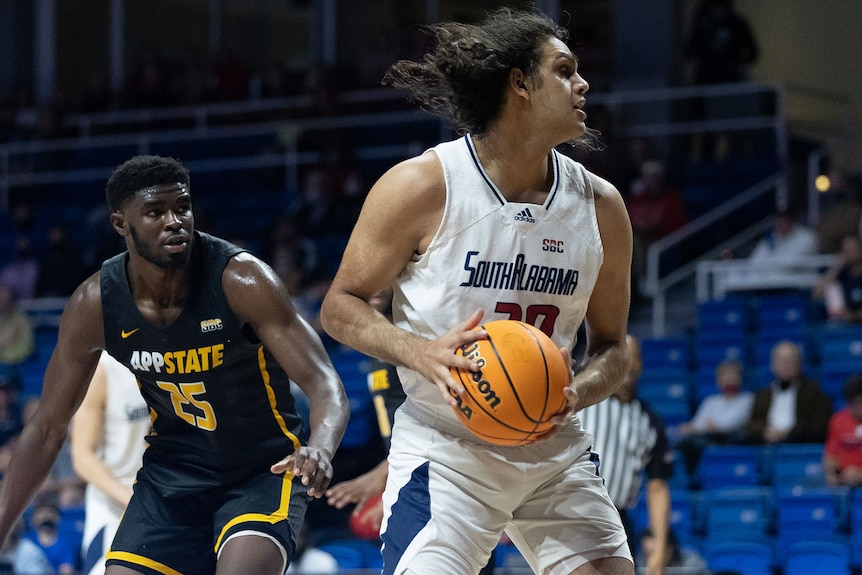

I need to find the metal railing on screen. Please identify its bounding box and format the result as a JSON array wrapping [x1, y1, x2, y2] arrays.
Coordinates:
[[645, 174, 788, 336]]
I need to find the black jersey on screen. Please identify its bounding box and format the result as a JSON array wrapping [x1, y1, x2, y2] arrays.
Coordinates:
[[101, 232, 304, 496]]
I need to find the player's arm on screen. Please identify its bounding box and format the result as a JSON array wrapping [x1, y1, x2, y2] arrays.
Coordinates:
[[0, 275, 104, 544], [70, 357, 134, 507], [570, 174, 632, 411], [223, 255, 349, 497], [320, 154, 485, 405]]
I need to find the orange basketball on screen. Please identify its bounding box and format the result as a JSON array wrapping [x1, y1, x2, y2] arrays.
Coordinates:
[[449, 320, 569, 446]]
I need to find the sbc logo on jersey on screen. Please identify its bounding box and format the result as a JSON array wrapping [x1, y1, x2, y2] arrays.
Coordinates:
[[542, 239, 564, 253], [200, 318, 223, 332]]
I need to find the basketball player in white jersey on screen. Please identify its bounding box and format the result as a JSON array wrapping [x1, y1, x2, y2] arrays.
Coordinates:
[[70, 351, 149, 575], [321, 7, 633, 575]]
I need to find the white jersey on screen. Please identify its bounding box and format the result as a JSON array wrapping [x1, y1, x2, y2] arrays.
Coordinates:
[[82, 351, 150, 575], [393, 135, 604, 439]]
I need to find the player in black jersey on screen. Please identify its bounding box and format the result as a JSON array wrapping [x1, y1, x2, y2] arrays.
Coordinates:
[[0, 155, 350, 575]]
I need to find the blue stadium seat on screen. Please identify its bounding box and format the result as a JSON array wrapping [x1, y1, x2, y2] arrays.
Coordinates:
[[328, 348, 377, 449], [639, 336, 691, 372], [637, 378, 691, 406], [782, 539, 852, 575], [704, 487, 773, 541], [775, 486, 845, 551], [697, 445, 763, 490], [768, 443, 825, 488], [703, 539, 774, 575], [697, 299, 749, 342], [646, 399, 692, 428]]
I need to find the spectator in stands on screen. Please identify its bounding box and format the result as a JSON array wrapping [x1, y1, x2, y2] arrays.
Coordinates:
[[263, 216, 320, 297], [683, 0, 759, 162], [812, 234, 862, 323], [744, 340, 832, 444], [638, 527, 708, 575], [579, 334, 673, 575], [684, 0, 759, 86], [626, 160, 688, 299], [13, 500, 78, 575], [0, 284, 35, 368], [288, 160, 364, 239], [815, 169, 862, 255], [35, 224, 88, 298], [0, 235, 40, 300], [720, 205, 820, 293], [823, 375, 862, 486], [676, 360, 754, 475]]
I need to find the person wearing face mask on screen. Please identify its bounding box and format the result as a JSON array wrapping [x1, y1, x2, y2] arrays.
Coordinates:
[[675, 360, 754, 475], [13, 502, 78, 575], [744, 340, 833, 444]]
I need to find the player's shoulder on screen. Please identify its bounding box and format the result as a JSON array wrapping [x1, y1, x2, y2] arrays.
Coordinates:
[[59, 271, 106, 348], [372, 149, 445, 200], [583, 169, 622, 202]]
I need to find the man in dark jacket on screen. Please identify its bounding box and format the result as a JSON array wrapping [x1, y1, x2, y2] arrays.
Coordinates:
[[745, 340, 832, 444]]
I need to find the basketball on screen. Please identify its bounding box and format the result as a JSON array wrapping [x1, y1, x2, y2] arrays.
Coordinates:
[[449, 320, 569, 446]]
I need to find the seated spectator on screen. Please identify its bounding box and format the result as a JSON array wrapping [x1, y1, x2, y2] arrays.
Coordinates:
[[720, 205, 820, 293], [626, 160, 688, 298], [638, 527, 708, 575], [823, 375, 862, 487], [744, 340, 832, 444], [13, 500, 78, 575], [0, 235, 40, 300], [263, 216, 320, 297], [35, 224, 88, 298], [676, 360, 754, 474], [0, 284, 35, 368], [812, 234, 862, 323]]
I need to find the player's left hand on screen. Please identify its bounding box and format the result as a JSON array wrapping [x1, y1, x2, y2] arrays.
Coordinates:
[[534, 347, 578, 441], [270, 446, 334, 498]]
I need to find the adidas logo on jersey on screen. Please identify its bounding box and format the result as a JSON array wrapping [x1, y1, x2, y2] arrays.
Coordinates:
[[514, 208, 535, 223]]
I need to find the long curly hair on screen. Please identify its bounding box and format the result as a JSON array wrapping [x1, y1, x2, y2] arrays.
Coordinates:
[[383, 7, 568, 137]]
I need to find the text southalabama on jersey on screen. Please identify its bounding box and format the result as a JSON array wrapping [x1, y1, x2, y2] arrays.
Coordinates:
[[459, 251, 579, 295]]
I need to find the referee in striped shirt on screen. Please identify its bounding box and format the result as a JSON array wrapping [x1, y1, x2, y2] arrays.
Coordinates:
[[579, 334, 674, 575]]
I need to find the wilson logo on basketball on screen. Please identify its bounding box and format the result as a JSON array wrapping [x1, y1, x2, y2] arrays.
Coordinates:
[[456, 341, 501, 414], [449, 320, 569, 446]]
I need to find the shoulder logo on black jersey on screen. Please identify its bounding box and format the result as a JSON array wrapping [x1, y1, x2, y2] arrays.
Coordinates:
[[514, 208, 535, 223], [121, 328, 140, 339], [200, 318, 223, 333]]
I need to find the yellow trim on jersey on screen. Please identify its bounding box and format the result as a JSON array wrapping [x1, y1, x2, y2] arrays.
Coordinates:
[[105, 551, 184, 575], [258, 346, 301, 451], [214, 470, 294, 551], [372, 394, 391, 438]]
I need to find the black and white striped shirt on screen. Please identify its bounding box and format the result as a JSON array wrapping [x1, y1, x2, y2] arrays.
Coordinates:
[[579, 397, 672, 509]]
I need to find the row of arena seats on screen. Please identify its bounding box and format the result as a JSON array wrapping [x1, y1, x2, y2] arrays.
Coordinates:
[[631, 481, 862, 575], [638, 293, 862, 428]]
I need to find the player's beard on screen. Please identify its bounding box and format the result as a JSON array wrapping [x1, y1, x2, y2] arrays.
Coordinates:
[[129, 225, 193, 270]]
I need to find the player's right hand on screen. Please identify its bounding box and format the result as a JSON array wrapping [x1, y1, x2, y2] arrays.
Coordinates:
[[414, 308, 487, 406]]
